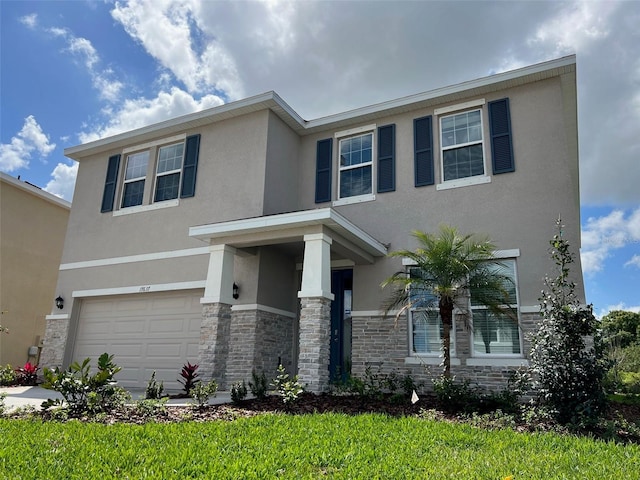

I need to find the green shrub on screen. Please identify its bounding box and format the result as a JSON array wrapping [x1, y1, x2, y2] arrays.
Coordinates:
[[249, 369, 269, 400], [41, 353, 126, 414], [619, 343, 640, 372], [0, 392, 5, 416], [135, 397, 168, 418], [230, 380, 248, 404], [272, 364, 304, 405], [620, 371, 640, 394], [145, 371, 164, 399], [0, 364, 16, 386], [190, 380, 217, 409], [529, 219, 608, 426]]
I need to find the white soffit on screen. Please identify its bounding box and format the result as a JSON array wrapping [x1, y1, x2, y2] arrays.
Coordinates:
[[189, 208, 387, 258]]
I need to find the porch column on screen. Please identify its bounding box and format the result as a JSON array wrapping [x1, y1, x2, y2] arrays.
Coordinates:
[[297, 233, 334, 393], [199, 244, 236, 388]]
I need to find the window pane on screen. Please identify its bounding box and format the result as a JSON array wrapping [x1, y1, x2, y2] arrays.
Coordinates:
[[472, 310, 521, 354], [125, 152, 149, 180], [154, 172, 180, 202], [121, 179, 145, 207], [340, 165, 372, 198], [443, 145, 484, 181], [412, 310, 444, 354], [157, 144, 184, 174]]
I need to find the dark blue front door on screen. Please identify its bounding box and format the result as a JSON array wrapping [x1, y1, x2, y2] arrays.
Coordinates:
[[329, 269, 353, 382]]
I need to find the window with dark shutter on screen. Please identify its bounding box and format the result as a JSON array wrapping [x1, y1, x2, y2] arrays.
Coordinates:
[[315, 138, 333, 203], [101, 154, 121, 212], [414, 116, 434, 186], [488, 98, 515, 174], [377, 124, 395, 193], [180, 134, 201, 198]]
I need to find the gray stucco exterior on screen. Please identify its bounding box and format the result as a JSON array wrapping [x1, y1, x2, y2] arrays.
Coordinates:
[[41, 56, 584, 393]]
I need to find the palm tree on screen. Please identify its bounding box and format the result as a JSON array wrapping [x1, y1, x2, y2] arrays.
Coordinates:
[[382, 225, 516, 377]]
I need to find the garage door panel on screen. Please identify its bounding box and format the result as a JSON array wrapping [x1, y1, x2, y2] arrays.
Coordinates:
[[73, 290, 203, 390]]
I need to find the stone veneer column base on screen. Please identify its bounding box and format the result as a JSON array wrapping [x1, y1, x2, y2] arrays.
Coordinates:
[[39, 315, 71, 370], [199, 302, 231, 389], [297, 296, 331, 393]]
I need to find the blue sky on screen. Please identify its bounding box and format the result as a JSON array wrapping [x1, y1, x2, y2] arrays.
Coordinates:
[[1, 0, 639, 316]]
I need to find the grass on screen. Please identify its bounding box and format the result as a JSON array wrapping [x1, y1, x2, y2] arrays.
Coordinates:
[[1, 413, 638, 479]]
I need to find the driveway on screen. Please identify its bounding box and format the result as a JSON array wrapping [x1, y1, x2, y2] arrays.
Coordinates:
[[1, 386, 232, 412]]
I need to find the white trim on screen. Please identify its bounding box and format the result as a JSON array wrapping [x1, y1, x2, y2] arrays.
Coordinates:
[[334, 124, 376, 138], [436, 175, 491, 191], [494, 249, 521, 259], [231, 304, 296, 319], [434, 98, 486, 116], [405, 356, 461, 366], [59, 246, 209, 270], [520, 305, 540, 313], [189, 208, 387, 258], [297, 290, 335, 300], [113, 198, 179, 216], [45, 314, 70, 320], [332, 194, 375, 207], [72, 281, 205, 298], [122, 133, 186, 154], [466, 357, 529, 367]]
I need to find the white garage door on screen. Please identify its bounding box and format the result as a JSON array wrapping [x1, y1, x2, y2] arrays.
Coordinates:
[[73, 290, 203, 391]]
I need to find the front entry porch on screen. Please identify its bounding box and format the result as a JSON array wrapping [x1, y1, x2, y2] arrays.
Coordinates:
[[189, 208, 387, 392]]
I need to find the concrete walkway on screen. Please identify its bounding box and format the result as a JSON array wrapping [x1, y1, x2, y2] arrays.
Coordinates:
[[0, 386, 232, 412]]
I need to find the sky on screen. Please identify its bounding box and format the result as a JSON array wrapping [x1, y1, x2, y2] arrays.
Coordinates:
[[1, 0, 638, 317]]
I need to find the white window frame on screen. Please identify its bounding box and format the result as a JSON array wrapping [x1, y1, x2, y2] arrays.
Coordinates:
[[121, 150, 149, 209], [470, 259, 523, 358], [333, 124, 376, 206], [115, 133, 186, 215], [153, 142, 185, 203], [435, 99, 491, 191]]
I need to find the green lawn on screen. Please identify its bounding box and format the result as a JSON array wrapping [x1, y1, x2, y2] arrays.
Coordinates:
[[1, 413, 638, 479]]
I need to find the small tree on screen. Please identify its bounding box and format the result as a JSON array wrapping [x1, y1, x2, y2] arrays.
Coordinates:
[[382, 225, 516, 377], [529, 218, 607, 425]]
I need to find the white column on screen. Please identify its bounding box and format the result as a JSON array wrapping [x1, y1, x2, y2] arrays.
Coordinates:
[[298, 233, 334, 300], [201, 244, 236, 304]]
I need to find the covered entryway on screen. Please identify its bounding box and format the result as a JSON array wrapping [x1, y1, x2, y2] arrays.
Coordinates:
[[190, 208, 387, 393], [71, 290, 203, 390]]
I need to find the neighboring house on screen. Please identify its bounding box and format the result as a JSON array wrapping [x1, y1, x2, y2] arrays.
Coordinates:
[[0, 173, 71, 367], [41, 55, 584, 393]]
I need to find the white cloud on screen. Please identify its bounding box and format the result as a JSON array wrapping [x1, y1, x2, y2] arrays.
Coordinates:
[[581, 207, 640, 274], [44, 162, 78, 202], [48, 27, 123, 102], [624, 255, 640, 269], [596, 303, 640, 319], [0, 116, 56, 171], [19, 13, 38, 29], [79, 87, 224, 142], [111, 0, 244, 100]]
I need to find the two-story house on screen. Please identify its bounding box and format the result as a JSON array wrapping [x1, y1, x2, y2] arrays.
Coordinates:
[[41, 55, 584, 392]]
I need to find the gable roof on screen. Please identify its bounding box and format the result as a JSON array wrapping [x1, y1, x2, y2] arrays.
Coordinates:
[[65, 55, 576, 161]]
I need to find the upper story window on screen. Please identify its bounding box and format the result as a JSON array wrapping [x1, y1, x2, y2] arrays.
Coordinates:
[[339, 132, 373, 199], [121, 151, 149, 208], [440, 109, 484, 182], [100, 133, 200, 215], [154, 143, 185, 202], [315, 124, 395, 206]]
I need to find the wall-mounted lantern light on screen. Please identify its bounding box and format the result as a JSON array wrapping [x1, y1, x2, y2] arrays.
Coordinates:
[[55, 296, 64, 310], [232, 283, 239, 300]]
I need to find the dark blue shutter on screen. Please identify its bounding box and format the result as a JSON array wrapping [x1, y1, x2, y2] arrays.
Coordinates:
[[180, 134, 201, 198], [101, 154, 121, 213], [414, 116, 434, 186], [377, 124, 395, 193], [315, 138, 333, 203], [489, 98, 515, 174]]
